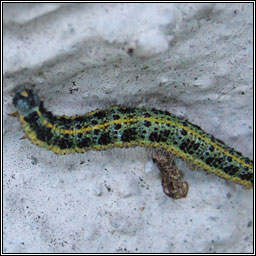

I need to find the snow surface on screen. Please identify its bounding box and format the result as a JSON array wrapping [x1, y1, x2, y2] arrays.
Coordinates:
[[3, 3, 253, 253]]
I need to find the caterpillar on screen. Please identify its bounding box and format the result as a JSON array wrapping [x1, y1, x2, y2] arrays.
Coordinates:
[[12, 88, 253, 197]]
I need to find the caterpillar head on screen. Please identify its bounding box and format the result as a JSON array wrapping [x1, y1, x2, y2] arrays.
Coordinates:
[[13, 89, 40, 116]]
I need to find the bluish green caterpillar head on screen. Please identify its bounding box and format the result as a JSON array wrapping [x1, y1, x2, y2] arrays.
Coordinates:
[[13, 89, 40, 116]]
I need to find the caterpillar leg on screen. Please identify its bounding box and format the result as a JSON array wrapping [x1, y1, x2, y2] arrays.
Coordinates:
[[8, 111, 28, 139], [151, 152, 189, 199], [20, 135, 27, 140], [8, 111, 18, 117]]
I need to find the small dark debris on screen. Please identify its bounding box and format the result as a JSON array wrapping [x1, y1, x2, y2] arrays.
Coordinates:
[[127, 48, 134, 56], [31, 156, 38, 165], [247, 220, 253, 228], [105, 184, 111, 192]]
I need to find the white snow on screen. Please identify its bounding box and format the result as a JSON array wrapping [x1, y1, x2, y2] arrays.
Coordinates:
[[3, 3, 253, 253]]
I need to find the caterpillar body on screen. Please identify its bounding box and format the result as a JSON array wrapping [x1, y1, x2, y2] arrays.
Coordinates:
[[12, 89, 253, 190]]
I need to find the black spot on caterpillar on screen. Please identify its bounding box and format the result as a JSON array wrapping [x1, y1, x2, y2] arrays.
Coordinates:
[[12, 88, 253, 192]]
